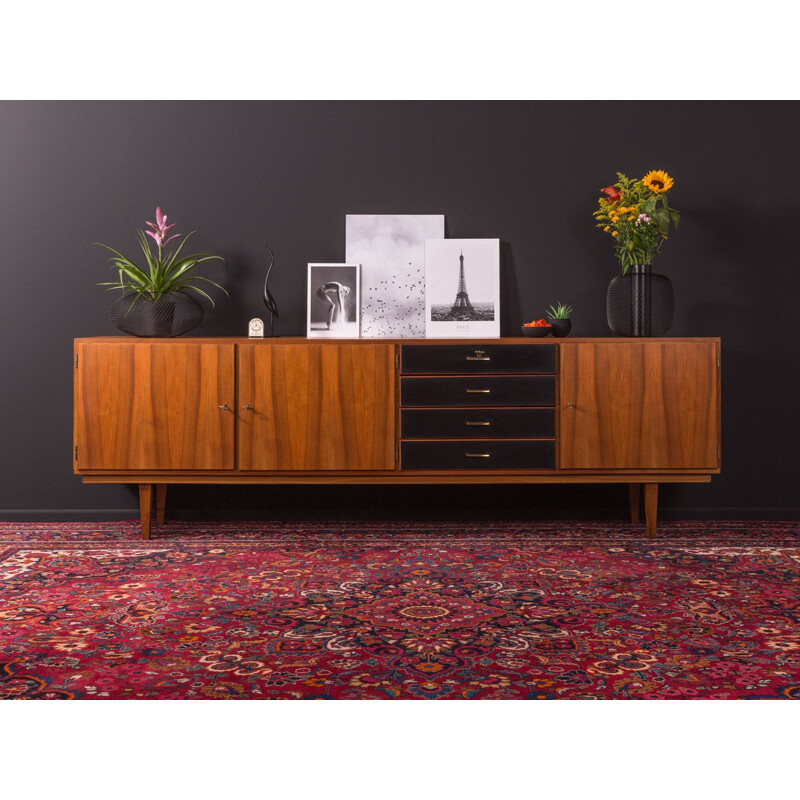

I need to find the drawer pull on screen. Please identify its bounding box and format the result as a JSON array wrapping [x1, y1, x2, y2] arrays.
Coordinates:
[[465, 452, 491, 458], [466, 388, 491, 394], [466, 421, 491, 426], [465, 356, 491, 361]]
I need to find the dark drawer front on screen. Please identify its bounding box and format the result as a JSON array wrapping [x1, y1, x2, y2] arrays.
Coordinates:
[[401, 344, 556, 374], [402, 440, 555, 470], [402, 408, 555, 439], [401, 376, 555, 407]]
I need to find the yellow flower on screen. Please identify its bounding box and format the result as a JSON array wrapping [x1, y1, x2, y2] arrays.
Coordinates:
[[643, 170, 674, 193], [628, 215, 635, 221], [611, 231, 618, 237], [603, 225, 610, 232]]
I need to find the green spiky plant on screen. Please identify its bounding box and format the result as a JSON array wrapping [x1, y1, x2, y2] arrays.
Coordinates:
[[546, 302, 573, 320], [96, 206, 227, 311]]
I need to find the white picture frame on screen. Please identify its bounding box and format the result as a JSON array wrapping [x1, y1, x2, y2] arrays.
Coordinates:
[[307, 263, 360, 338], [424, 239, 500, 338]]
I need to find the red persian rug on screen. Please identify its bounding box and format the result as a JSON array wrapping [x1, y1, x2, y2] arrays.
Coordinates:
[[1, 521, 799, 699]]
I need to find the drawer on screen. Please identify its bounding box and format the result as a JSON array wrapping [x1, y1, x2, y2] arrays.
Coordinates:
[[401, 344, 556, 374], [401, 376, 555, 407], [402, 408, 555, 439], [401, 440, 555, 470]]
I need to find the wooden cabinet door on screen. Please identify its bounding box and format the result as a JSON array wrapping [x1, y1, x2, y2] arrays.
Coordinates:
[[239, 343, 396, 471], [75, 342, 235, 470], [559, 342, 719, 470]]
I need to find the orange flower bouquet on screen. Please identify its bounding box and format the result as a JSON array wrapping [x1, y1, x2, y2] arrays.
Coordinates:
[[593, 171, 680, 275]]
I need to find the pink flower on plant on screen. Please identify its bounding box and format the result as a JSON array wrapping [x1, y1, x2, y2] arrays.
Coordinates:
[[635, 213, 651, 226], [145, 207, 180, 248]]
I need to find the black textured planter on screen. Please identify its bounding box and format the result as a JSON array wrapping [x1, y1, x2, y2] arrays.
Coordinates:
[[110, 292, 204, 337], [549, 318, 572, 338], [607, 265, 674, 337]]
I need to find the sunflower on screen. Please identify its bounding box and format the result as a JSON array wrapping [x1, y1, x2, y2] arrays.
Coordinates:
[[642, 170, 674, 194]]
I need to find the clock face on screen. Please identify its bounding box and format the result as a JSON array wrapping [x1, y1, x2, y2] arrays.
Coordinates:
[[250, 318, 263, 331]]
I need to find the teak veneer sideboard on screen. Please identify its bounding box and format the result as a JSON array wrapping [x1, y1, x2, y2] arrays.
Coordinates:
[[73, 337, 721, 539]]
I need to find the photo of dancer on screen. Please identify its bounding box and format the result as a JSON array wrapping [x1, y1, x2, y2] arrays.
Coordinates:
[[307, 264, 360, 338]]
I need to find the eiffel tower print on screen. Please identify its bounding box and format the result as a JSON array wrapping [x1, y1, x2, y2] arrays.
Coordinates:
[[447, 250, 479, 320]]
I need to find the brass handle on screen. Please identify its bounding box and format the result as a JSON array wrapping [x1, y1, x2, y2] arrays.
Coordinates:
[[219, 404, 230, 411], [465, 452, 491, 458], [466, 421, 491, 426], [466, 389, 491, 394], [243, 404, 253, 411], [466, 356, 491, 361]]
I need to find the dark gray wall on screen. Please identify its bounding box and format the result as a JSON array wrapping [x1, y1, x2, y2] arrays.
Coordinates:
[[1, 101, 798, 520]]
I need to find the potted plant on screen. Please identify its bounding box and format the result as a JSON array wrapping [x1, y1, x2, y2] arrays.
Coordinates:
[[593, 171, 680, 336], [96, 207, 226, 337], [546, 301, 573, 337]]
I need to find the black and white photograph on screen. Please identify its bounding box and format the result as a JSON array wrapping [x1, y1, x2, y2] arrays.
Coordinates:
[[307, 263, 360, 338], [425, 239, 500, 338], [346, 214, 445, 337]]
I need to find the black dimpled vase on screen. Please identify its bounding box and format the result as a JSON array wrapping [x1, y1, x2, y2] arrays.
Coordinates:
[[606, 265, 674, 337], [110, 292, 204, 337]]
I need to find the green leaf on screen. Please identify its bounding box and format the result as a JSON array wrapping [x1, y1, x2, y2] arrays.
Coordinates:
[[136, 230, 158, 275], [175, 275, 229, 293], [178, 284, 216, 306], [651, 207, 670, 235], [163, 231, 195, 269]]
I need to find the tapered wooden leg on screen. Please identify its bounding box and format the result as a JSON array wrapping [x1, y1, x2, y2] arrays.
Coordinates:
[[156, 484, 167, 525], [139, 483, 153, 541], [644, 483, 658, 539], [628, 483, 641, 524]]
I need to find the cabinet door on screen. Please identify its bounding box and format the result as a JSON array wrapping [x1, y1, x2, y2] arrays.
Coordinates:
[[75, 342, 235, 470], [239, 343, 396, 471], [559, 342, 719, 470]]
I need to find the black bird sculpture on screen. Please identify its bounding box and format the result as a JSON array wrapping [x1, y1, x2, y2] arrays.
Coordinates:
[[263, 245, 279, 337]]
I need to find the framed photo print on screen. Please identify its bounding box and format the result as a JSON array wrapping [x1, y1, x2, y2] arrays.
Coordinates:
[[346, 214, 445, 338], [425, 239, 500, 338], [307, 263, 360, 338]]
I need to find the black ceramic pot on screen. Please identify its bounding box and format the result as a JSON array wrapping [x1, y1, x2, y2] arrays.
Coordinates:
[[549, 318, 572, 338], [110, 292, 204, 337], [607, 265, 674, 337]]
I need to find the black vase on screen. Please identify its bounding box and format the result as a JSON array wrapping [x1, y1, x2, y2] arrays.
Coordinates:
[[549, 318, 572, 338], [606, 265, 674, 337], [110, 292, 204, 337]]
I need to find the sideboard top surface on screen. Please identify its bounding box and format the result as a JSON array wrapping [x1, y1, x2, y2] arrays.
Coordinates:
[[74, 336, 721, 345]]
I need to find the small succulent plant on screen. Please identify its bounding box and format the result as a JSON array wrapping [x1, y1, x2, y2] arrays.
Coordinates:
[[546, 301, 573, 320]]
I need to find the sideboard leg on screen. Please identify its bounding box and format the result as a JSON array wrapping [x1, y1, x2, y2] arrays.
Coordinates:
[[644, 483, 658, 539], [628, 483, 641, 524], [156, 484, 167, 525], [139, 483, 153, 541]]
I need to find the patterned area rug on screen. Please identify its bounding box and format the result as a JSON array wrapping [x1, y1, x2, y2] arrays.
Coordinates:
[[1, 521, 799, 699]]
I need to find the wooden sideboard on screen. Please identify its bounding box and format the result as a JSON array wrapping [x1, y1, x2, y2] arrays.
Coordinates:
[[74, 337, 721, 539]]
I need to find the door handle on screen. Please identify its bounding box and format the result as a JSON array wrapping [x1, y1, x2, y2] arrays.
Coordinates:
[[466, 421, 491, 426], [466, 389, 491, 394], [466, 356, 491, 361], [465, 452, 491, 458], [219, 404, 231, 411]]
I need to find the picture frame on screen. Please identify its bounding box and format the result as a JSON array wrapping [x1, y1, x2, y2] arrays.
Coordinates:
[[307, 263, 360, 338], [345, 214, 445, 338], [424, 239, 500, 338]]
